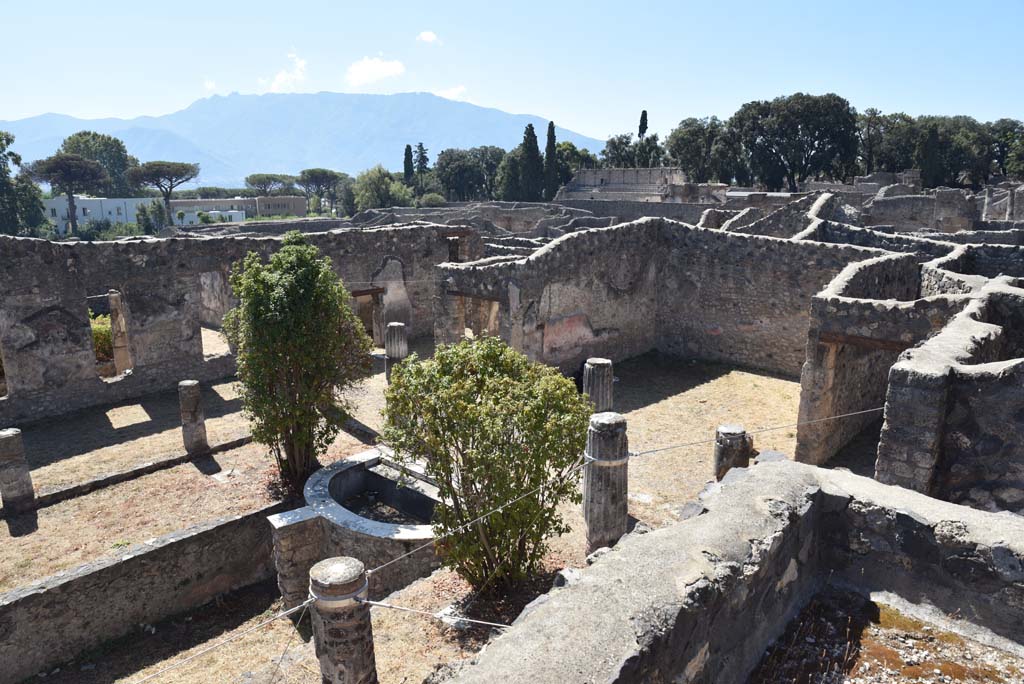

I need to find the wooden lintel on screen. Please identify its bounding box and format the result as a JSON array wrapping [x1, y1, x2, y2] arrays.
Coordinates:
[[350, 286, 386, 297], [819, 331, 912, 352]]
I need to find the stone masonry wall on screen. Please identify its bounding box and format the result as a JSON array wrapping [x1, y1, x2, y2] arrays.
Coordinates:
[[0, 501, 289, 684], [0, 225, 455, 425], [446, 461, 1024, 684]]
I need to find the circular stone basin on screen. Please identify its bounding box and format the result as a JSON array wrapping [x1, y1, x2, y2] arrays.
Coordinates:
[[303, 448, 437, 545]]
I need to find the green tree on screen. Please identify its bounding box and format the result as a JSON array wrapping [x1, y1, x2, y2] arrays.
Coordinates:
[[917, 124, 944, 188], [519, 124, 545, 202], [989, 119, 1023, 177], [435, 148, 485, 201], [543, 122, 559, 200], [245, 173, 292, 196], [403, 144, 415, 185], [471, 145, 506, 199], [383, 337, 590, 592], [296, 168, 341, 214], [634, 133, 664, 168], [0, 132, 46, 235], [710, 126, 752, 185], [666, 117, 724, 182], [1007, 136, 1024, 180], [59, 131, 139, 197], [414, 142, 430, 175], [496, 149, 523, 201], [729, 93, 857, 191], [128, 161, 200, 221], [176, 210, 185, 226], [601, 133, 636, 167], [353, 165, 413, 210], [857, 108, 884, 174], [32, 153, 110, 234], [223, 232, 372, 491], [638, 110, 648, 139], [875, 113, 918, 174]]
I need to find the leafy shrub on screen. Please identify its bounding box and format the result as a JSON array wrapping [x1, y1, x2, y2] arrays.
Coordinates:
[[90, 311, 113, 362], [418, 192, 446, 208], [223, 231, 373, 491], [383, 336, 591, 592]]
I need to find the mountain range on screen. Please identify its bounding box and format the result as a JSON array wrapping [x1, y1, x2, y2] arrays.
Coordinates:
[[1, 92, 604, 188]]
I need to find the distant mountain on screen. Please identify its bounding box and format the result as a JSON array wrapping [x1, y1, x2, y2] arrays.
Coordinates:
[[1, 92, 604, 187]]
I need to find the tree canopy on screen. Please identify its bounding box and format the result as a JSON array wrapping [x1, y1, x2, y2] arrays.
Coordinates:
[[245, 173, 294, 196], [353, 165, 414, 210], [0, 131, 46, 236], [383, 337, 591, 591], [128, 161, 200, 220], [543, 122, 559, 200], [519, 124, 545, 202], [223, 231, 372, 491], [59, 131, 138, 197], [32, 153, 110, 233], [435, 148, 485, 201]]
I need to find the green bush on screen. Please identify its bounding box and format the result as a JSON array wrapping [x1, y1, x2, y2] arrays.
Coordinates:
[[417, 192, 446, 208], [224, 231, 373, 491], [383, 336, 591, 593], [90, 312, 113, 362]]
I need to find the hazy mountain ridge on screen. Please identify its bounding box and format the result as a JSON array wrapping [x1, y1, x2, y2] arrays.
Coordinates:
[[1, 92, 603, 187]]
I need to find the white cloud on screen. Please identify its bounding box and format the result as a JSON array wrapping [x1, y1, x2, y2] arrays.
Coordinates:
[[203, 79, 217, 93], [417, 30, 440, 44], [434, 85, 468, 101], [345, 56, 406, 88], [264, 52, 307, 93]]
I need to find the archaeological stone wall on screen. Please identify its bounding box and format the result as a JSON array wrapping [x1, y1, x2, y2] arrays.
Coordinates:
[[795, 254, 970, 465], [0, 502, 289, 684], [435, 219, 883, 377], [445, 460, 1024, 684], [875, 280, 1024, 513], [0, 225, 459, 425]]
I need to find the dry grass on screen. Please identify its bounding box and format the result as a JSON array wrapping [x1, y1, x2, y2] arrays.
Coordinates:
[[0, 432, 367, 594]]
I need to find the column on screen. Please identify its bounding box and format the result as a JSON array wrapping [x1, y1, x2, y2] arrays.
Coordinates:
[[713, 425, 753, 480], [309, 557, 377, 684], [583, 412, 629, 555], [384, 322, 408, 383], [0, 428, 35, 514], [178, 380, 209, 454], [582, 358, 613, 412]]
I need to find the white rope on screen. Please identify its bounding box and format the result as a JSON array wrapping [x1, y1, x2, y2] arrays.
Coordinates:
[[132, 598, 313, 683], [632, 406, 884, 458], [357, 597, 509, 630], [367, 458, 587, 576]]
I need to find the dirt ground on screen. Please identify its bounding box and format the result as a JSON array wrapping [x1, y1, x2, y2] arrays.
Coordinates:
[[20, 380, 250, 493], [15, 350, 805, 683], [751, 589, 1024, 683], [0, 433, 367, 594]]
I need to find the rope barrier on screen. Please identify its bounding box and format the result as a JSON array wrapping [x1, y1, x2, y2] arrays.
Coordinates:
[[356, 598, 510, 630], [133, 598, 314, 683]]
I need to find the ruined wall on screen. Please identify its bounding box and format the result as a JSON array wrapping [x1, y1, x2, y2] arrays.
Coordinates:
[[795, 254, 969, 465], [724, 192, 831, 238], [0, 225, 456, 424], [876, 281, 1024, 513], [655, 223, 883, 377], [436, 219, 883, 378], [446, 461, 1024, 684], [435, 221, 663, 373], [0, 502, 289, 684], [554, 198, 707, 224]]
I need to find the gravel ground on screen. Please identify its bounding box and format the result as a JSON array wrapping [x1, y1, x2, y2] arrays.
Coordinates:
[[751, 589, 1024, 683]]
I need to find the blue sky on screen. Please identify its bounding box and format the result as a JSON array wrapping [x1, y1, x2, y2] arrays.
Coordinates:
[[4, 0, 1022, 139]]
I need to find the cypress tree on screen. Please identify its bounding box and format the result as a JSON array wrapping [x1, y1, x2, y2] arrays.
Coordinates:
[[543, 122, 559, 201], [639, 110, 648, 139], [519, 124, 544, 202], [403, 144, 414, 184]]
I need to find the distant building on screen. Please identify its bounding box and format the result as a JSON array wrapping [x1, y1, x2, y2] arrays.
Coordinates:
[[42, 196, 153, 234], [169, 195, 307, 218]]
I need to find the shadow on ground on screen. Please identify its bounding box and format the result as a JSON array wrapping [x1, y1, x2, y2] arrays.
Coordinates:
[[18, 383, 242, 470]]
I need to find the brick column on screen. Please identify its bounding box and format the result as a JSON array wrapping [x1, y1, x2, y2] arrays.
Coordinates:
[[583, 412, 629, 554], [309, 557, 378, 684], [178, 380, 209, 454], [384, 322, 408, 383], [713, 425, 753, 480], [0, 428, 35, 514], [582, 358, 613, 413]]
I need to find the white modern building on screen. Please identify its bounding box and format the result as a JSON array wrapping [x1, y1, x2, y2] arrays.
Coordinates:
[[42, 196, 245, 234]]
